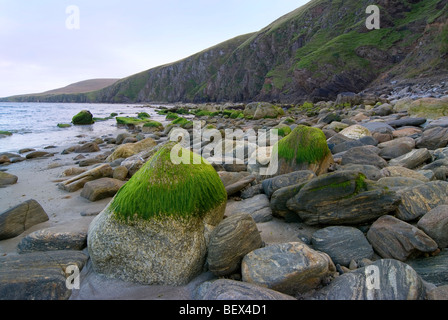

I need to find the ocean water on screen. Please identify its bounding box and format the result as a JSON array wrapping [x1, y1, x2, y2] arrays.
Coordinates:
[[0, 102, 172, 153]]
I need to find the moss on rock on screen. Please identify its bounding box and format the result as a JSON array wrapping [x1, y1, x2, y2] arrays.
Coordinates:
[[72, 110, 94, 125], [110, 142, 227, 223]]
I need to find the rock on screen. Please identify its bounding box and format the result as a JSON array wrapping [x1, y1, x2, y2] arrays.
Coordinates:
[[416, 127, 448, 150], [331, 140, 364, 154], [408, 97, 448, 119], [270, 183, 307, 219], [17, 223, 88, 253], [241, 242, 336, 295], [379, 143, 413, 160], [0, 171, 18, 186], [392, 127, 422, 138], [225, 194, 273, 223], [80, 178, 125, 202], [112, 166, 128, 181], [74, 142, 100, 153], [122, 137, 138, 144], [18, 148, 35, 154], [194, 279, 296, 300], [335, 92, 362, 106], [396, 181, 448, 221], [25, 151, 51, 159], [388, 148, 432, 169], [311, 226, 374, 267], [58, 164, 113, 192], [106, 137, 157, 162], [340, 146, 388, 168], [315, 259, 426, 300], [0, 155, 10, 164], [337, 164, 384, 181], [87, 142, 227, 285], [272, 125, 333, 176], [361, 122, 394, 134], [376, 177, 425, 188], [60, 167, 87, 177], [372, 131, 393, 143], [366, 215, 438, 261], [78, 158, 103, 167], [225, 174, 256, 197], [115, 133, 132, 145], [244, 102, 284, 120], [207, 213, 262, 276], [0, 250, 87, 300], [218, 171, 251, 188], [372, 103, 393, 116], [407, 249, 448, 286], [387, 117, 427, 128], [417, 205, 448, 249], [377, 136, 416, 150], [286, 170, 400, 226], [72, 110, 94, 125], [261, 170, 315, 198], [240, 183, 262, 199], [0, 199, 49, 240], [339, 125, 372, 140], [380, 166, 430, 182], [427, 285, 448, 300]]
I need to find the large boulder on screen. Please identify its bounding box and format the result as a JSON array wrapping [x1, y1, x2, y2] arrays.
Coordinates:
[[340, 146, 388, 169], [243, 102, 284, 120], [207, 213, 262, 277], [408, 97, 448, 119], [388, 148, 432, 169], [72, 110, 94, 125], [87, 142, 227, 286], [271, 125, 333, 176], [366, 215, 438, 261], [0, 199, 49, 240], [315, 259, 426, 300], [261, 170, 316, 198], [286, 170, 400, 226], [241, 242, 336, 295]]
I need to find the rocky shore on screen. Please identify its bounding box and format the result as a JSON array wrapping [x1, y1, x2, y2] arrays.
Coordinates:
[[1, 89, 448, 301]]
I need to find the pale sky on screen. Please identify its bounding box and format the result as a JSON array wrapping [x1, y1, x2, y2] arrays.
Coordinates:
[[0, 0, 310, 97]]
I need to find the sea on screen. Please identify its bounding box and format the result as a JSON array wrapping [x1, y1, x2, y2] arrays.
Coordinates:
[[0, 102, 172, 154]]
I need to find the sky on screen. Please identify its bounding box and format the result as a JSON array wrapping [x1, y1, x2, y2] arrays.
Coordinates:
[[0, 0, 310, 97]]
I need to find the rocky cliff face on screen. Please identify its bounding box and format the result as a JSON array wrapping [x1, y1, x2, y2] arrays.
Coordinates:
[[4, 0, 447, 104]]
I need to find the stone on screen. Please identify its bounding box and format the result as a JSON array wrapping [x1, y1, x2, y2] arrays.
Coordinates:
[[241, 242, 336, 295], [396, 181, 448, 221], [377, 136, 416, 150], [58, 164, 113, 192], [387, 117, 427, 128], [0, 250, 88, 300], [427, 285, 448, 300], [106, 137, 157, 162], [417, 205, 448, 248], [261, 170, 315, 198], [311, 226, 374, 267], [0, 199, 49, 240], [376, 177, 425, 188], [372, 131, 394, 143], [286, 170, 400, 226], [366, 215, 438, 261], [78, 158, 103, 167], [380, 166, 430, 182], [272, 125, 334, 176], [337, 164, 384, 181], [416, 127, 448, 150], [315, 259, 426, 300], [194, 279, 296, 300], [80, 178, 125, 202], [331, 140, 364, 154], [207, 213, 262, 276], [25, 151, 51, 159], [339, 124, 372, 140], [335, 92, 362, 106], [88, 142, 227, 286], [270, 183, 307, 219], [0, 171, 18, 186], [0, 155, 10, 164], [74, 142, 100, 153], [113, 166, 128, 181], [225, 194, 273, 223], [72, 110, 94, 125], [361, 122, 394, 134], [392, 127, 422, 138], [340, 146, 388, 168], [17, 223, 88, 253], [225, 174, 256, 197], [244, 102, 283, 120], [408, 97, 448, 119], [407, 249, 448, 286], [388, 148, 432, 169], [379, 143, 413, 160]]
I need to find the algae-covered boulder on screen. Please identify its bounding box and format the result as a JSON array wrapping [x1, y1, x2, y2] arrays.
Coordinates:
[[271, 125, 333, 176], [106, 137, 157, 161], [408, 97, 448, 119], [88, 142, 227, 285], [72, 110, 94, 125], [243, 102, 284, 120]]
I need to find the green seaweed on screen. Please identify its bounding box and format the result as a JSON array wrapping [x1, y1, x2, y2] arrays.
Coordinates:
[[110, 142, 227, 223], [72, 110, 94, 125], [138, 112, 151, 119], [143, 120, 163, 128], [273, 125, 330, 165], [0, 130, 13, 136], [57, 123, 72, 128]]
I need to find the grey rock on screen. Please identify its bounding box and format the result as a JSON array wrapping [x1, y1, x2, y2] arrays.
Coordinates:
[[261, 170, 315, 198], [407, 249, 448, 286], [270, 183, 307, 219], [416, 127, 448, 150], [417, 205, 448, 248], [225, 194, 273, 223], [315, 259, 426, 300], [207, 213, 262, 276], [379, 143, 413, 160], [376, 176, 425, 188], [361, 122, 394, 134], [367, 215, 438, 261], [340, 146, 388, 168], [387, 117, 427, 128], [241, 242, 336, 295], [396, 181, 448, 221], [337, 164, 384, 181], [389, 148, 432, 169], [0, 199, 49, 240], [195, 279, 296, 300], [311, 226, 374, 267]]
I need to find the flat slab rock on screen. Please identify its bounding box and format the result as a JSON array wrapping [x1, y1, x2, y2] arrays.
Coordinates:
[[0, 250, 88, 300], [225, 194, 273, 223], [407, 249, 448, 287]]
